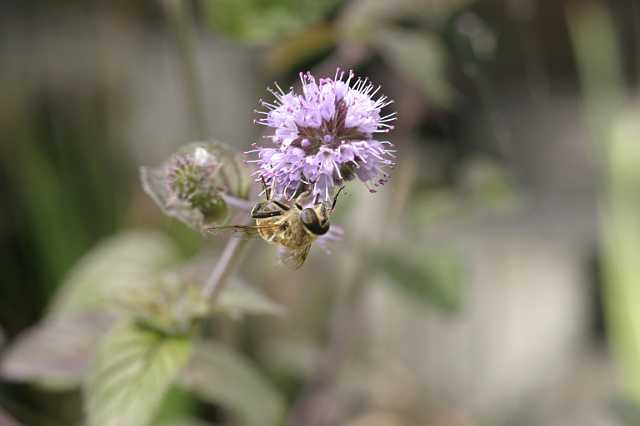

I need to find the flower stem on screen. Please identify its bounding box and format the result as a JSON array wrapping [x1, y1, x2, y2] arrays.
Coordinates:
[[202, 230, 251, 302], [200, 197, 253, 302], [221, 193, 254, 211], [162, 0, 251, 304]]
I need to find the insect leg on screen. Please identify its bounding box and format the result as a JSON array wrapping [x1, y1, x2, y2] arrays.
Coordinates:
[[260, 176, 271, 200], [331, 186, 345, 212]]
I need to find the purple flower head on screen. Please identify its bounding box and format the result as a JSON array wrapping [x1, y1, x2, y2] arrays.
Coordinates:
[[248, 69, 396, 201]]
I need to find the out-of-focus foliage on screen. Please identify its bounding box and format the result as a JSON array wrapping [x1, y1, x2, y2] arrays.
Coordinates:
[[151, 387, 200, 426], [48, 231, 181, 318], [611, 397, 640, 426], [202, 0, 341, 44], [215, 281, 286, 319], [459, 158, 515, 207], [409, 157, 516, 228], [84, 322, 192, 426], [339, 0, 474, 38], [0, 312, 114, 390], [0, 231, 183, 391], [567, 1, 624, 147], [264, 23, 336, 72], [0, 82, 130, 326], [1, 226, 285, 424], [337, 0, 473, 108], [179, 341, 285, 426], [568, 1, 640, 408], [374, 29, 453, 107], [602, 111, 640, 404], [373, 246, 465, 313], [113, 267, 284, 331]]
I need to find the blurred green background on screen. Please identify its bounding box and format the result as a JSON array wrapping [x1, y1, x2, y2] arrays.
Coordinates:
[[2, 0, 640, 425]]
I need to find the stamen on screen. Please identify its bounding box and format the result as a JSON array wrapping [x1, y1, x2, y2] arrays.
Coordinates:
[[274, 82, 285, 95]]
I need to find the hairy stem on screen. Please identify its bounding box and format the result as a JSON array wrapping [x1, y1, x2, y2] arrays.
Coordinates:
[[202, 225, 251, 302], [199, 197, 254, 302], [221, 193, 254, 211]]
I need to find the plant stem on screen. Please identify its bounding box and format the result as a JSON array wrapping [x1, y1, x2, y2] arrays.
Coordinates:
[[221, 193, 254, 211], [202, 226, 251, 302], [200, 197, 253, 302], [162, 0, 209, 139], [162, 0, 253, 304]]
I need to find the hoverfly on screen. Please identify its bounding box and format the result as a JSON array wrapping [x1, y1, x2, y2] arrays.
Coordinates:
[[208, 180, 344, 269]]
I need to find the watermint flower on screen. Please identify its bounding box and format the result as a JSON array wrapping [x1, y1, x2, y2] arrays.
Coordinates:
[[249, 69, 397, 201]]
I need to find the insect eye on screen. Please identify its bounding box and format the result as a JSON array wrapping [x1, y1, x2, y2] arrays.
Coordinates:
[[300, 208, 330, 235]]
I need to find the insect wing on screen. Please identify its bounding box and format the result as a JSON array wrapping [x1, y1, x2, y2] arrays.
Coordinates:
[[277, 244, 311, 270], [205, 223, 278, 240]]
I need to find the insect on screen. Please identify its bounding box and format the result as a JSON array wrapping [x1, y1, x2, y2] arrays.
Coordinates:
[[208, 180, 344, 269]]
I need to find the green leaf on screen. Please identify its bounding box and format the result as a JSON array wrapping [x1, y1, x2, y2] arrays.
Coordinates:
[[202, 0, 340, 45], [602, 111, 640, 404], [0, 312, 114, 390], [84, 322, 192, 426], [151, 387, 198, 426], [374, 28, 453, 107], [259, 337, 321, 377], [141, 142, 251, 233], [265, 23, 336, 73], [111, 264, 285, 333], [339, 0, 474, 41], [215, 282, 286, 319], [567, 1, 625, 148], [162, 420, 211, 426], [48, 231, 181, 318], [372, 246, 465, 313], [178, 342, 285, 426], [611, 397, 640, 426]]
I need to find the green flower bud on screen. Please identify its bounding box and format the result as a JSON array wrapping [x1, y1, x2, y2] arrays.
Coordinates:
[[141, 142, 250, 233]]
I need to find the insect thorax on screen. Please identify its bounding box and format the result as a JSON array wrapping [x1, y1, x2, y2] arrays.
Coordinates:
[[251, 201, 286, 219], [255, 213, 314, 250]]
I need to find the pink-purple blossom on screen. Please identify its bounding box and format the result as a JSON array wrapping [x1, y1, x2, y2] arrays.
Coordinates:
[[248, 69, 396, 201]]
